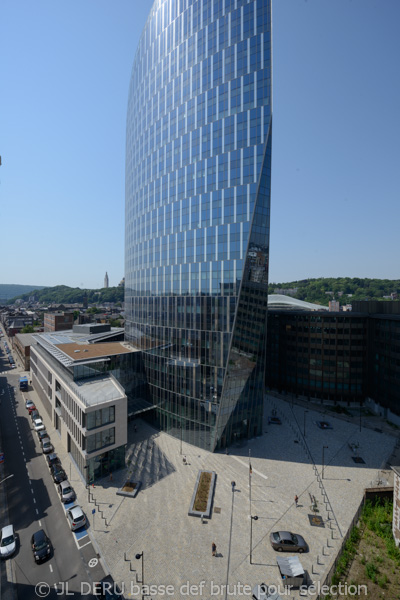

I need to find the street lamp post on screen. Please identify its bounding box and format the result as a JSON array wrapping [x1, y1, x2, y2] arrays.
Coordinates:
[[135, 552, 144, 600], [0, 474, 14, 485], [303, 410, 309, 437], [322, 446, 328, 479], [250, 515, 258, 564]]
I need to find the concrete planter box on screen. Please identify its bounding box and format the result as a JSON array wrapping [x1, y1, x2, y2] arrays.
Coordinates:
[[116, 480, 141, 498], [188, 470, 216, 519]]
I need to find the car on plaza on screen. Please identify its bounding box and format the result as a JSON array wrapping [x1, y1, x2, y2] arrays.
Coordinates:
[[38, 430, 49, 442], [33, 418, 45, 432], [41, 438, 54, 454], [51, 464, 67, 484], [94, 575, 124, 599], [268, 416, 282, 425], [57, 480, 76, 504], [46, 453, 61, 469], [270, 531, 308, 553], [0, 525, 17, 558], [25, 400, 35, 410], [31, 529, 51, 563], [28, 405, 37, 415], [66, 505, 87, 531]]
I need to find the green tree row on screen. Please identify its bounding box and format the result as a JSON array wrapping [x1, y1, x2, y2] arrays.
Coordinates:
[[268, 278, 400, 307], [8, 285, 124, 306]]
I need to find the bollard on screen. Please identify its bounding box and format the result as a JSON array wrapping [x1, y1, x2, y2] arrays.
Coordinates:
[[201, 514, 204, 524]]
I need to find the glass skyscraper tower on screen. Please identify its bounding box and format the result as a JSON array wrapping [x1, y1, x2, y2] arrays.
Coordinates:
[[125, 0, 272, 451]]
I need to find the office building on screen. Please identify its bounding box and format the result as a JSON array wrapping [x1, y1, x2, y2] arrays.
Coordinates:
[[125, 0, 272, 450], [30, 326, 146, 482], [44, 311, 74, 332]]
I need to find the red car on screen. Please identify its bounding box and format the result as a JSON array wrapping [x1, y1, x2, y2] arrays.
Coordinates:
[[28, 405, 37, 415]]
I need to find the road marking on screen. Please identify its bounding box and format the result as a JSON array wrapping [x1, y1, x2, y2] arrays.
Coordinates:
[[33, 498, 36, 504], [31, 488, 34, 494], [79, 541, 92, 549], [39, 520, 42, 526], [35, 509, 39, 515], [49, 564, 53, 573], [88, 558, 98, 567], [230, 456, 269, 480]]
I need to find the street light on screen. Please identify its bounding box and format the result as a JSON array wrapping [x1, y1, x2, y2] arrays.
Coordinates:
[[135, 552, 144, 600], [0, 474, 14, 485], [250, 515, 258, 564], [322, 446, 329, 479], [303, 410, 309, 437]]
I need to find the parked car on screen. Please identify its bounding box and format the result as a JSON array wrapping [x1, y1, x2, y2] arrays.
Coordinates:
[[38, 430, 49, 442], [94, 575, 124, 599], [31, 529, 51, 563], [28, 405, 37, 414], [57, 480, 76, 504], [41, 438, 54, 454], [270, 531, 308, 553], [66, 505, 86, 531], [268, 416, 282, 425], [0, 525, 17, 558], [25, 400, 35, 410], [46, 453, 60, 469], [30, 410, 40, 422], [51, 465, 67, 484], [33, 418, 45, 432]]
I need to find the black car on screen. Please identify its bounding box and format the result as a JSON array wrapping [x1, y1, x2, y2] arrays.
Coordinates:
[[31, 529, 51, 563], [46, 453, 61, 469], [51, 464, 67, 484]]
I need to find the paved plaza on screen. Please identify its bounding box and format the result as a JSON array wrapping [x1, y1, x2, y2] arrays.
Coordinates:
[[30, 389, 398, 599]]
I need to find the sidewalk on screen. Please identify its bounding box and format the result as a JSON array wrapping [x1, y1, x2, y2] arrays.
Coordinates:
[[30, 386, 398, 600]]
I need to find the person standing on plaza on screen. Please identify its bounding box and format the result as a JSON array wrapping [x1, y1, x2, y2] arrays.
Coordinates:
[[294, 494, 299, 507], [212, 542, 217, 556]]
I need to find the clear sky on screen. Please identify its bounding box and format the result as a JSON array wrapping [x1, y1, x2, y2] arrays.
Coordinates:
[[1, 0, 399, 289]]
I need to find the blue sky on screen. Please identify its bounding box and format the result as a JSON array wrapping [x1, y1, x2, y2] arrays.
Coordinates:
[[1, 0, 399, 289]]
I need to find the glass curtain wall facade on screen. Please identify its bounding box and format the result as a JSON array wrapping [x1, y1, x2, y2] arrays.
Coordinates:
[[125, 0, 272, 451]]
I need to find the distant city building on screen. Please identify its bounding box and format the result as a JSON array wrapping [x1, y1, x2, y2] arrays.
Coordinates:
[[44, 312, 74, 332], [273, 288, 299, 297], [329, 300, 340, 312], [104, 272, 109, 288]]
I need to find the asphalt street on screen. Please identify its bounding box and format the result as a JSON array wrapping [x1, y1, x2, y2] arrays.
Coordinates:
[[0, 337, 106, 600]]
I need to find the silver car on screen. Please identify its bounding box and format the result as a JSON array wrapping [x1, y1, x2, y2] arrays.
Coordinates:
[[0, 525, 16, 558], [58, 480, 76, 504], [66, 506, 86, 531], [41, 438, 54, 454], [270, 531, 308, 553]]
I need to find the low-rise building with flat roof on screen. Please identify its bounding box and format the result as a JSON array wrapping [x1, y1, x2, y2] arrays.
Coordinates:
[[30, 330, 143, 482]]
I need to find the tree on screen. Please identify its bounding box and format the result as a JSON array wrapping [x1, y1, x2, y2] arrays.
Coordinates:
[[21, 325, 34, 333]]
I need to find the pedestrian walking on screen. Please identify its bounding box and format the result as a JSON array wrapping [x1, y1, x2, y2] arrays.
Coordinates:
[[134, 424, 137, 433], [294, 494, 299, 507], [212, 542, 217, 557]]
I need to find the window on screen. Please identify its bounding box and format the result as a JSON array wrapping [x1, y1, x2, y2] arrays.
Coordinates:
[[85, 406, 115, 431], [86, 427, 115, 454]]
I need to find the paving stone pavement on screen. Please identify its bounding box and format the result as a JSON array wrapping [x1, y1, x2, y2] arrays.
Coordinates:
[[29, 388, 398, 600]]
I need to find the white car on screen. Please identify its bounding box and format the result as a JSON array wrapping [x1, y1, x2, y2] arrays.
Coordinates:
[[0, 525, 16, 558], [66, 506, 86, 531], [33, 418, 45, 432]]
